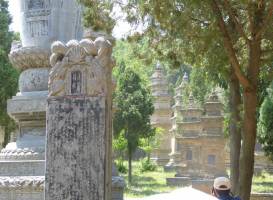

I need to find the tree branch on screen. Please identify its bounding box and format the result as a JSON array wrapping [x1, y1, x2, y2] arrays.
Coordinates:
[[247, 3, 255, 34], [190, 17, 210, 27], [211, 0, 253, 90], [222, 0, 251, 46], [255, 2, 273, 39]]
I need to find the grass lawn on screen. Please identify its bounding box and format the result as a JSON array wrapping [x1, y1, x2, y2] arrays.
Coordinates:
[[120, 161, 179, 198], [119, 161, 273, 198], [252, 172, 273, 193]]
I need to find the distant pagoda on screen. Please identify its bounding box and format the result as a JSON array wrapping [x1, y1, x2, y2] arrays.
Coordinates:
[[150, 62, 172, 165]]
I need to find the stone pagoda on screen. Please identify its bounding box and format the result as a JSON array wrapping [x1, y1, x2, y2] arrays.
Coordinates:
[[165, 72, 188, 170], [0, 1, 124, 199], [150, 62, 172, 165], [167, 82, 226, 192]]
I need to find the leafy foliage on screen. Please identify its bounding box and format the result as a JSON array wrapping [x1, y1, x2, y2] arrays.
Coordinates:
[[140, 157, 156, 172], [120, 1, 273, 199], [115, 159, 128, 174], [258, 82, 273, 160], [78, 0, 115, 34], [0, 0, 19, 146], [113, 66, 155, 182]]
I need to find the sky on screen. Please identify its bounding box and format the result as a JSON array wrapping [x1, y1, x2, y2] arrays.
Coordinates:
[[8, 0, 134, 38], [8, 0, 21, 32]]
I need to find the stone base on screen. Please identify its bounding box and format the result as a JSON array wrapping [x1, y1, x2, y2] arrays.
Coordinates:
[[112, 176, 126, 200], [0, 191, 43, 200], [151, 157, 170, 166], [164, 164, 175, 172], [0, 160, 45, 176], [0, 176, 125, 200], [166, 176, 214, 193], [166, 177, 191, 187], [7, 92, 47, 122], [191, 179, 213, 194], [0, 176, 44, 200]]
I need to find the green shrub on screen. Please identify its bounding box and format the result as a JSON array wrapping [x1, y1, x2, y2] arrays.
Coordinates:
[[140, 158, 157, 172], [116, 160, 128, 174]]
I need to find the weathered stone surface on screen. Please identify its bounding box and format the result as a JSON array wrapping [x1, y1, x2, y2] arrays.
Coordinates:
[[0, 161, 44, 176], [0, 176, 44, 200], [9, 46, 50, 70], [112, 176, 126, 200], [7, 94, 47, 123], [48, 38, 113, 97], [46, 37, 114, 200], [0, 176, 123, 200], [19, 68, 49, 92], [19, 0, 83, 49], [0, 1, 85, 200], [46, 97, 107, 200]]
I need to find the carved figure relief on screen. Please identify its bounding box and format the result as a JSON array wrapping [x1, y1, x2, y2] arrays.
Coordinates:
[[48, 38, 114, 97]]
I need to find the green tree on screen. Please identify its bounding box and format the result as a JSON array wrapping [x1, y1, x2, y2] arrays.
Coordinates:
[[120, 1, 273, 199], [80, 2, 273, 197], [258, 81, 273, 160], [0, 0, 19, 146], [113, 67, 154, 184], [113, 130, 128, 173], [79, 0, 115, 34]]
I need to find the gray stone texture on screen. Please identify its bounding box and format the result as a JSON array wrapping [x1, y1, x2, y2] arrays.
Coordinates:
[[0, 160, 44, 176], [19, 68, 50, 92], [45, 37, 117, 200], [46, 97, 106, 200], [1, 0, 126, 199], [19, 0, 83, 49]]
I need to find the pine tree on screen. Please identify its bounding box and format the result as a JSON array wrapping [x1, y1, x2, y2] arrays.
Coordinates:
[[0, 0, 19, 146]]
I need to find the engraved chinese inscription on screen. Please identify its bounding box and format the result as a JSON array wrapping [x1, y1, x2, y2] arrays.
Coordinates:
[[71, 71, 82, 94]]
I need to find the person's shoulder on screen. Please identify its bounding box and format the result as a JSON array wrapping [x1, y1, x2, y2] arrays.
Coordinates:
[[232, 196, 241, 200], [220, 196, 241, 200]]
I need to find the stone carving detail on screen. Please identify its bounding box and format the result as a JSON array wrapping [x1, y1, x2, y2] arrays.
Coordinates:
[[0, 176, 44, 191], [27, 20, 49, 37], [9, 46, 50, 70], [48, 38, 114, 97], [71, 71, 82, 94], [0, 148, 44, 160], [25, 0, 51, 38], [27, 0, 45, 10]]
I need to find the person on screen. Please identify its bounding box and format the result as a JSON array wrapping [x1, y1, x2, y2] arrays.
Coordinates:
[[212, 177, 241, 200]]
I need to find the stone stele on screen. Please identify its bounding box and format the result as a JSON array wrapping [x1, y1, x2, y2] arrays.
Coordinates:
[[45, 38, 114, 200]]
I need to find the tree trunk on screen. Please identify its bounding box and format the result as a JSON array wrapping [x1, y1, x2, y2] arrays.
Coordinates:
[[239, 40, 261, 200], [128, 148, 132, 184], [229, 70, 242, 195], [239, 90, 257, 200]]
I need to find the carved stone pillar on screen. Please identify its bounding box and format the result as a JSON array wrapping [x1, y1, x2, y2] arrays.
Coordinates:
[[46, 38, 113, 200], [0, 1, 83, 199]]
